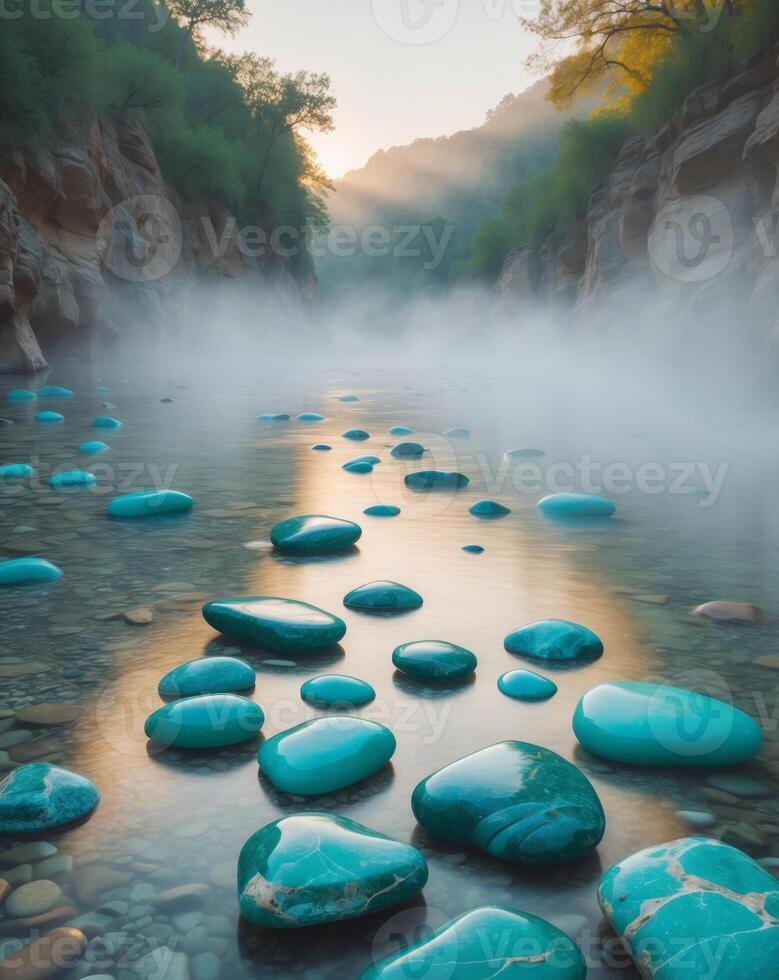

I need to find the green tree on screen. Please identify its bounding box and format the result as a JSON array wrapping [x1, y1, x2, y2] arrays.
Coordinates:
[[98, 44, 183, 114], [166, 0, 250, 65]]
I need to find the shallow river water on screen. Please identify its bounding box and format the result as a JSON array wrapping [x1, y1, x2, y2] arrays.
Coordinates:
[[0, 362, 778, 979]]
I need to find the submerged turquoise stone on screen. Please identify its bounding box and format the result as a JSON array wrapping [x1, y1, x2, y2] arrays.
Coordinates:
[[35, 411, 64, 424], [300, 674, 376, 708], [145, 694, 264, 748], [364, 504, 400, 517], [271, 514, 362, 554], [573, 681, 763, 767], [108, 490, 193, 518], [360, 905, 586, 980], [405, 470, 469, 492], [391, 442, 425, 459], [0, 463, 34, 478], [343, 460, 374, 474], [344, 581, 423, 613], [259, 717, 396, 795], [0, 763, 99, 832], [498, 669, 558, 701], [444, 427, 469, 439], [505, 448, 546, 460], [158, 657, 255, 699], [389, 426, 413, 435], [258, 413, 290, 421], [393, 641, 477, 680], [297, 412, 325, 422], [0, 557, 62, 585], [78, 440, 109, 454], [47, 470, 97, 488], [92, 415, 122, 429], [412, 741, 605, 864], [343, 429, 370, 441], [38, 386, 73, 398], [238, 813, 428, 928], [7, 389, 36, 402], [462, 544, 484, 553], [537, 492, 615, 518], [469, 499, 511, 518], [598, 837, 779, 980], [505, 619, 603, 664], [311, 443, 332, 451], [203, 596, 347, 651]]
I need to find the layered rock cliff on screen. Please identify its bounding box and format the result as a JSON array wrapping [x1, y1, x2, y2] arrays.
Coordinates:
[[0, 112, 307, 373]]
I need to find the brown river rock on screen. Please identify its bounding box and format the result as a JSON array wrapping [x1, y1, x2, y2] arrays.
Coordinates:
[[0, 928, 86, 980]]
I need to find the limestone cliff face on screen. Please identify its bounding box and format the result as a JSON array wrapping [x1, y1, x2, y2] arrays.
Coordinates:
[[495, 45, 779, 347], [0, 112, 307, 373]]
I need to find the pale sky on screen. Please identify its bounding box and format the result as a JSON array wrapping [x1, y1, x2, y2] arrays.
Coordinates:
[[209, 0, 542, 179]]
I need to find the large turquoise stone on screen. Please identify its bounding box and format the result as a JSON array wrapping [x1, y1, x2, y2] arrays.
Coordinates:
[[405, 471, 469, 492], [238, 813, 428, 928], [108, 490, 193, 518], [203, 596, 346, 651], [0, 763, 99, 831], [411, 741, 605, 864], [498, 669, 558, 701], [469, 499, 511, 518], [393, 641, 477, 680], [344, 581, 423, 613], [35, 411, 64, 424], [343, 460, 374, 474], [145, 694, 264, 748], [391, 442, 425, 459], [92, 416, 122, 429], [505, 619, 603, 664], [360, 905, 586, 979], [598, 837, 779, 980], [573, 681, 763, 767], [38, 386, 73, 398], [270, 514, 362, 554], [158, 657, 255, 699], [297, 412, 325, 422], [300, 674, 376, 708], [364, 505, 400, 517], [258, 717, 396, 795], [47, 470, 97, 489], [343, 429, 370, 441], [0, 557, 62, 586], [7, 390, 36, 402], [537, 493, 615, 518], [389, 426, 413, 435], [258, 413, 290, 421], [0, 463, 34, 478], [78, 441, 109, 454]]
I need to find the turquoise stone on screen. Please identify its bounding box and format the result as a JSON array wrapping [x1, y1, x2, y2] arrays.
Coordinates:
[[108, 490, 193, 518], [270, 514, 362, 554], [7, 389, 36, 401], [498, 670, 558, 701], [411, 741, 605, 864], [505, 448, 546, 459], [96, 385, 109, 392], [0, 763, 99, 832], [348, 455, 381, 465], [444, 427, 469, 439], [300, 674, 376, 708], [598, 837, 779, 980], [344, 581, 423, 613], [35, 411, 63, 423], [405, 471, 469, 492], [47, 470, 97, 489], [391, 442, 425, 459], [505, 619, 603, 664], [360, 905, 586, 980], [469, 499, 511, 518], [38, 386, 73, 398], [0, 463, 34, 478], [537, 492, 615, 518], [238, 813, 428, 928], [203, 596, 347, 651], [311, 443, 332, 451], [78, 440, 109, 454], [145, 694, 264, 748], [0, 557, 63, 585], [297, 412, 325, 422], [258, 717, 396, 795], [343, 461, 374, 474], [338, 395, 360, 402], [343, 429, 370, 440], [93, 416, 122, 429], [158, 657, 255, 699], [573, 681, 763, 766], [364, 505, 400, 517], [393, 641, 477, 680], [389, 426, 413, 435], [258, 413, 290, 421], [462, 544, 484, 553]]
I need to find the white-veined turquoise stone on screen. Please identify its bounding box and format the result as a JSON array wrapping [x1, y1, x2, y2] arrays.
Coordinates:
[[258, 717, 396, 795], [573, 681, 763, 766], [300, 674, 376, 708], [271, 514, 361, 554], [108, 490, 193, 518], [0, 558, 62, 585], [343, 460, 373, 474], [35, 411, 63, 424], [0, 463, 34, 478], [237, 813, 428, 928], [7, 389, 36, 402], [364, 505, 400, 517], [258, 413, 290, 421], [38, 386, 73, 398], [598, 837, 779, 980], [344, 581, 423, 613], [47, 470, 97, 489], [297, 412, 325, 422], [145, 694, 264, 748], [389, 426, 413, 435], [498, 669, 558, 701], [537, 493, 615, 518], [343, 429, 370, 441], [391, 442, 425, 459], [0, 763, 99, 832], [505, 619, 603, 664], [405, 471, 469, 492], [203, 596, 347, 651], [158, 657, 255, 699], [469, 499, 511, 518], [93, 416, 122, 429], [78, 441, 109, 454]]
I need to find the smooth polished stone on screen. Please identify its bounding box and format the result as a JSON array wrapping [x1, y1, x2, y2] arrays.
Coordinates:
[[360, 905, 586, 979], [573, 681, 763, 766], [258, 717, 395, 795], [78, 441, 109, 454], [505, 619, 603, 664], [389, 426, 413, 435], [38, 386, 73, 398], [598, 837, 779, 980], [35, 411, 64, 424], [297, 412, 325, 422], [348, 455, 381, 465], [0, 763, 99, 831], [498, 669, 558, 701], [443, 427, 469, 439], [158, 657, 255, 699], [505, 448, 546, 459], [7, 390, 36, 402], [343, 461, 374, 474], [145, 694, 264, 748], [364, 505, 400, 517], [462, 544, 484, 553], [270, 514, 362, 554], [0, 463, 34, 478], [393, 641, 477, 680], [405, 471, 469, 492], [5, 879, 62, 918], [92, 416, 122, 429], [411, 741, 605, 864], [108, 490, 193, 518], [343, 429, 370, 441], [344, 581, 423, 613], [0, 558, 63, 586], [391, 442, 425, 459], [300, 674, 376, 708], [537, 492, 615, 518], [203, 596, 346, 651], [238, 813, 427, 928], [469, 499, 511, 518], [311, 444, 332, 451], [693, 601, 768, 624], [258, 413, 290, 422], [47, 471, 96, 489]]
